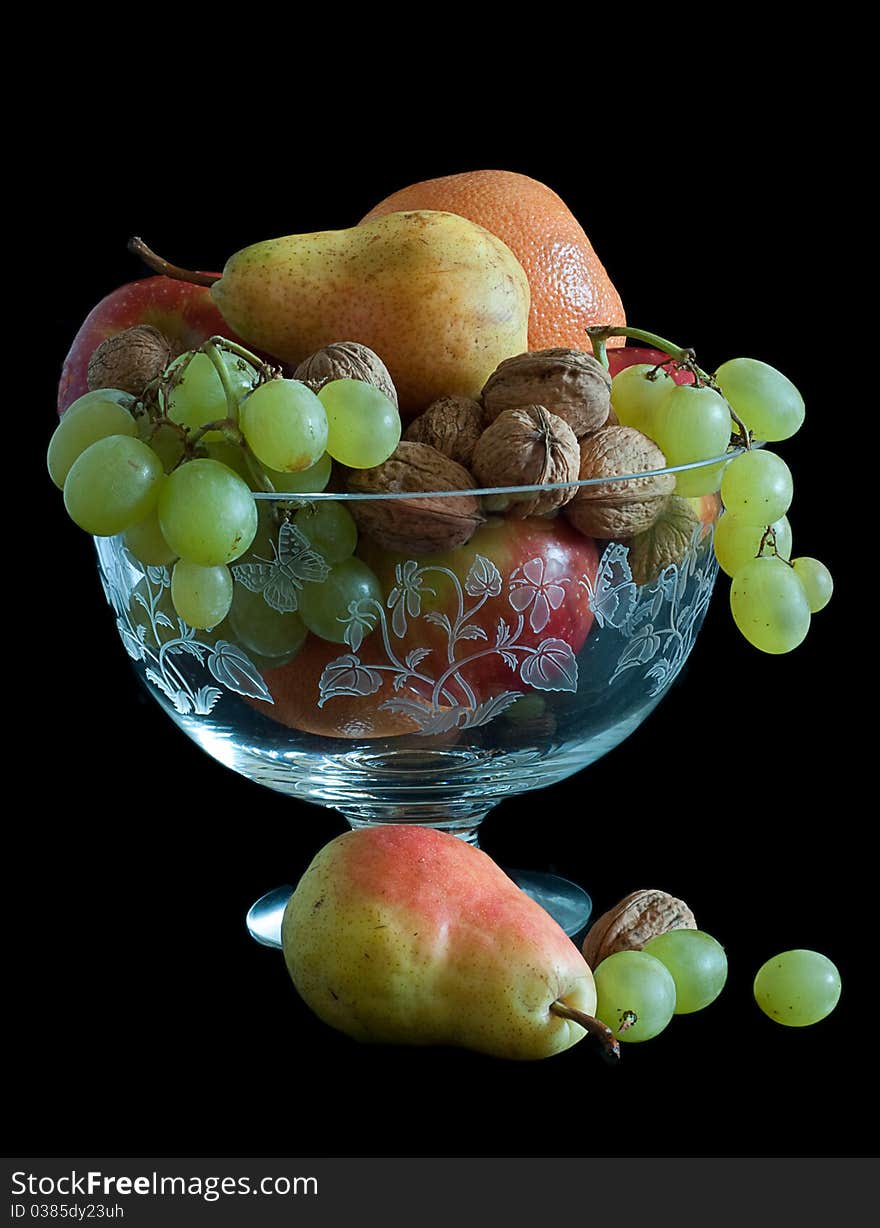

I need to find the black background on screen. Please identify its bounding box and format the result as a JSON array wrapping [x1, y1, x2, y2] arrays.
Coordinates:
[[13, 86, 868, 1161]]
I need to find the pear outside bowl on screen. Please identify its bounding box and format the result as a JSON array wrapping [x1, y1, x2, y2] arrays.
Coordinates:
[[94, 462, 725, 936]]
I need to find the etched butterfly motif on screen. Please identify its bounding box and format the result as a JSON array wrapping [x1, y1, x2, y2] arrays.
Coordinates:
[[232, 521, 330, 614], [579, 542, 638, 630]]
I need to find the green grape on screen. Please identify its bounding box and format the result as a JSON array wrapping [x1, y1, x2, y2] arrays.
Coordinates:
[[721, 449, 793, 524], [753, 949, 841, 1026], [48, 394, 138, 487], [593, 950, 677, 1043], [123, 506, 178, 566], [64, 435, 164, 536], [714, 357, 805, 442], [170, 560, 233, 629], [643, 930, 728, 1014], [730, 556, 811, 653], [143, 419, 187, 473], [293, 501, 358, 563], [239, 379, 328, 472], [298, 557, 382, 643], [318, 379, 401, 469], [60, 388, 135, 419], [227, 584, 308, 659], [263, 451, 333, 494], [610, 364, 675, 436], [651, 384, 732, 497], [792, 556, 833, 612], [158, 458, 257, 566], [166, 350, 258, 440], [713, 512, 792, 577], [203, 439, 254, 483]]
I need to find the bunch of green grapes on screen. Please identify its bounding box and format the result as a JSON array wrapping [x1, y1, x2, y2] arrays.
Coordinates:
[[47, 338, 401, 634], [610, 345, 832, 654]]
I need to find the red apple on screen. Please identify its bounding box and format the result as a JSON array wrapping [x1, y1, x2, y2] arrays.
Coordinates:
[[57, 275, 239, 413], [607, 345, 695, 385], [254, 516, 599, 738]]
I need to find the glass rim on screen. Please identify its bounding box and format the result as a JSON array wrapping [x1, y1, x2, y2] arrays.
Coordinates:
[[251, 445, 743, 502]]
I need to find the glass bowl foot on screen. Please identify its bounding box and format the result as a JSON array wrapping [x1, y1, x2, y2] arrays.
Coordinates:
[[505, 870, 592, 939], [246, 870, 591, 950]]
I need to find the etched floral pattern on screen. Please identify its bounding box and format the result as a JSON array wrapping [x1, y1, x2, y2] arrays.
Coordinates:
[[96, 539, 273, 717]]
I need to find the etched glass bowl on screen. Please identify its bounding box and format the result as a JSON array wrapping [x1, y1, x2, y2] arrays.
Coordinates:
[[94, 459, 726, 935]]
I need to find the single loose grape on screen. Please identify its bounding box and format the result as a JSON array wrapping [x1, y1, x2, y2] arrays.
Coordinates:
[[610, 364, 675, 436], [240, 379, 328, 472], [721, 450, 793, 524], [123, 506, 178, 566], [166, 350, 258, 440], [593, 950, 677, 1043], [171, 560, 233, 629], [63, 435, 164, 536], [318, 379, 401, 469], [730, 555, 811, 653], [714, 357, 805, 442], [791, 557, 833, 612], [227, 585, 308, 660], [643, 930, 728, 1014], [753, 950, 841, 1026], [713, 513, 793, 577], [48, 394, 138, 487], [298, 557, 382, 643], [293, 501, 358, 563], [158, 458, 257, 566]]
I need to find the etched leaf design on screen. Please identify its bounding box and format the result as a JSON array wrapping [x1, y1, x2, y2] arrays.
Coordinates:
[[318, 654, 383, 707], [455, 624, 487, 642], [379, 700, 464, 735], [117, 619, 146, 662], [207, 641, 273, 702], [193, 686, 223, 715], [147, 565, 171, 588], [458, 691, 522, 728], [146, 668, 193, 713], [465, 555, 502, 598], [405, 647, 432, 670], [519, 638, 578, 692], [425, 610, 452, 636]]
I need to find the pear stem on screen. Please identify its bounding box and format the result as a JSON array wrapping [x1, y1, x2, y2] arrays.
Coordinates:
[[128, 236, 220, 287], [550, 1001, 620, 1063]]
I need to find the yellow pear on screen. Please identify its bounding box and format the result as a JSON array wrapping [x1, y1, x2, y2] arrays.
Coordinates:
[[132, 212, 530, 418], [281, 826, 613, 1062]]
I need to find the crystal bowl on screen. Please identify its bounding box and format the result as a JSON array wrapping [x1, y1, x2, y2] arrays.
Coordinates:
[[94, 459, 726, 933]]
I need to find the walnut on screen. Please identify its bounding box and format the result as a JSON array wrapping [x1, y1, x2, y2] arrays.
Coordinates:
[[404, 396, 485, 467], [627, 496, 700, 585], [294, 341, 398, 407], [346, 441, 483, 554], [564, 425, 675, 539], [482, 348, 611, 438], [471, 406, 579, 518], [582, 889, 697, 968], [87, 325, 172, 397]]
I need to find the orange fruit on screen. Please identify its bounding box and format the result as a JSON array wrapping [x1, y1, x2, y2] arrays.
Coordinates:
[[360, 170, 626, 354]]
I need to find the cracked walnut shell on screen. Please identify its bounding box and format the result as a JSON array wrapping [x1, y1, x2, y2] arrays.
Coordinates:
[[472, 406, 580, 518], [564, 425, 675, 539], [294, 341, 398, 407], [404, 396, 485, 467], [481, 348, 611, 438], [346, 441, 483, 554], [582, 889, 697, 968]]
